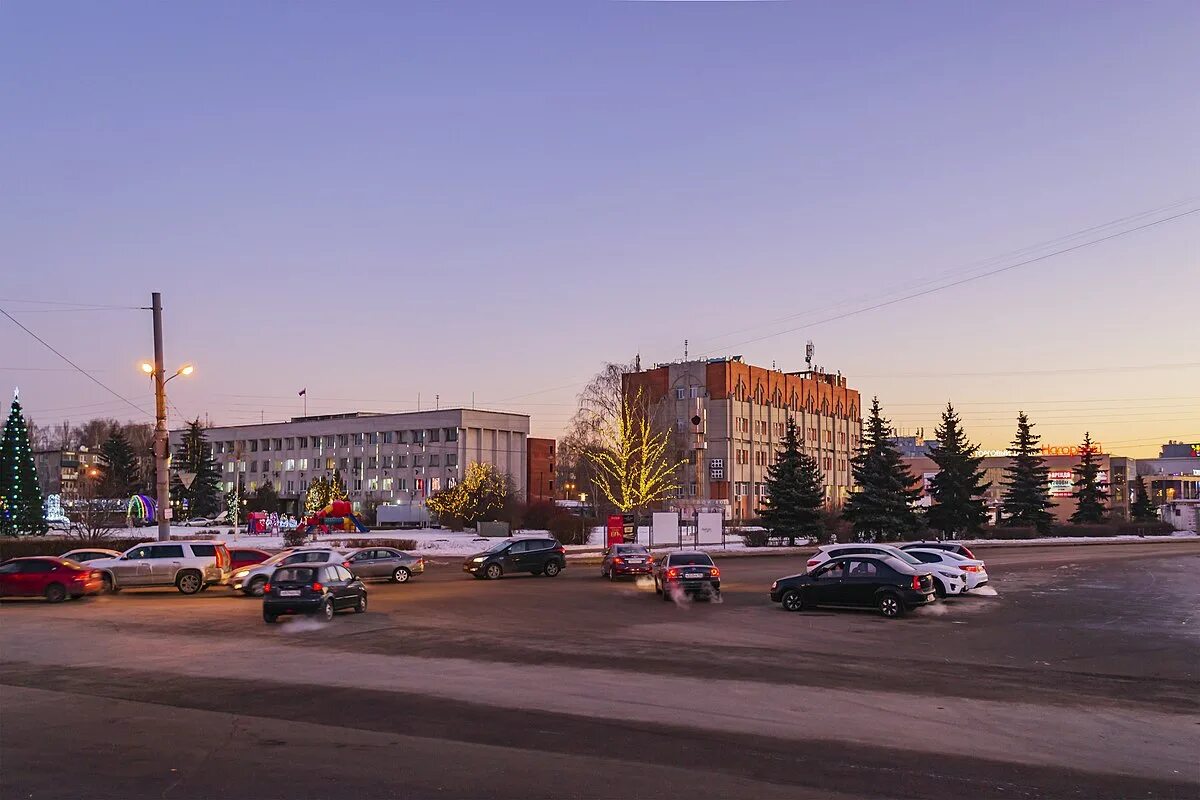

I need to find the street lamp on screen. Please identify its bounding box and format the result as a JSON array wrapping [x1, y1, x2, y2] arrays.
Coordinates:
[[139, 356, 193, 541]]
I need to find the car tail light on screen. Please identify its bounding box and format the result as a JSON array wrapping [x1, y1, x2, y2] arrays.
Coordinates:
[[667, 568, 679, 579], [807, 559, 820, 567], [312, 582, 323, 592], [555, 545, 566, 554], [711, 567, 720, 578], [962, 565, 980, 572], [613, 557, 624, 564], [263, 583, 271, 593], [912, 575, 922, 591]]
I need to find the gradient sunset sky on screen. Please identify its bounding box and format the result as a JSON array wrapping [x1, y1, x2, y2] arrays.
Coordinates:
[[2, 1, 1198, 457]]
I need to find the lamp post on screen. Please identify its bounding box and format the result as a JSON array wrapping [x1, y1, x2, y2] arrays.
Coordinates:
[[141, 346, 193, 542]]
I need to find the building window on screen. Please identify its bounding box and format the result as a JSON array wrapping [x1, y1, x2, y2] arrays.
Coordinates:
[[428, 429, 440, 443], [249, 440, 258, 452], [397, 455, 408, 467], [396, 430, 407, 443], [339, 457, 349, 470], [226, 462, 235, 474], [285, 459, 295, 471], [412, 430, 425, 444], [367, 477, 379, 491], [355, 432, 366, 445], [397, 478, 407, 491], [446, 453, 458, 467], [382, 478, 393, 491], [214, 442, 224, 454], [444, 428, 458, 442], [367, 456, 377, 469], [337, 434, 348, 447], [429, 454, 440, 467], [354, 479, 363, 491], [272, 439, 282, 450], [239, 462, 247, 473], [298, 458, 308, 470], [369, 432, 378, 445], [413, 454, 424, 466], [249, 460, 258, 473], [286, 480, 294, 493], [325, 457, 336, 470], [430, 477, 441, 492], [382, 431, 393, 444], [298, 436, 308, 448], [352, 457, 363, 470]]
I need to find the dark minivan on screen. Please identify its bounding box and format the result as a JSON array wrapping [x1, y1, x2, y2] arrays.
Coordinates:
[[770, 554, 935, 618], [463, 537, 567, 580], [262, 564, 366, 623]]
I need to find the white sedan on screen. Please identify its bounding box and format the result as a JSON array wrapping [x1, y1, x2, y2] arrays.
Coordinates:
[[906, 548, 989, 591]]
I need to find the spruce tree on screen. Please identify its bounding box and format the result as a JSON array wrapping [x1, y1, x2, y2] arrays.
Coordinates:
[[842, 397, 921, 541], [926, 402, 991, 539], [1000, 412, 1054, 532], [99, 426, 142, 498], [1129, 475, 1156, 522], [1069, 432, 1109, 524], [305, 475, 330, 514], [758, 417, 825, 545], [329, 470, 349, 502], [1, 390, 48, 536], [170, 419, 222, 518]]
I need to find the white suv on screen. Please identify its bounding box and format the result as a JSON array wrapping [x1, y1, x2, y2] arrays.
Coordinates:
[[88, 541, 232, 594]]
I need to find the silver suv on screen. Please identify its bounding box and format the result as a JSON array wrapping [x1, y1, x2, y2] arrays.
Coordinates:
[[232, 548, 346, 596], [88, 541, 232, 594]]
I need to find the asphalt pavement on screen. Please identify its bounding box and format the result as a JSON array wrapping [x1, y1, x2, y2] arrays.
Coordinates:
[[2, 540, 1198, 799]]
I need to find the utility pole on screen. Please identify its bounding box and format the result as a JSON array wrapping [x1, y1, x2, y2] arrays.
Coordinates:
[[151, 292, 170, 542]]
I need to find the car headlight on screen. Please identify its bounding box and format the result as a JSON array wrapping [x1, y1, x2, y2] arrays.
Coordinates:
[[233, 569, 250, 579], [771, 581, 778, 590], [472, 556, 486, 563]]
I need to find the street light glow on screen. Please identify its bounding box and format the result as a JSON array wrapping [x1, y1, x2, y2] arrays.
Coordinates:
[[140, 362, 154, 374], [177, 364, 194, 376]]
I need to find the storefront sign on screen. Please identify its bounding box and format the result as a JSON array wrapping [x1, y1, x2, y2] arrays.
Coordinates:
[[606, 515, 624, 546]]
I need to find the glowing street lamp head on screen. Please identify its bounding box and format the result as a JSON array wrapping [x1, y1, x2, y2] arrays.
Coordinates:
[[140, 362, 154, 375], [177, 364, 194, 377]]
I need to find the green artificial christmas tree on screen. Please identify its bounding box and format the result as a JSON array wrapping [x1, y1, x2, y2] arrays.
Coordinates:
[[305, 475, 330, 514], [1000, 412, 1054, 533], [1069, 432, 1109, 525], [1129, 475, 1156, 522], [758, 417, 825, 545], [1, 389, 48, 536], [169, 419, 222, 518], [842, 397, 922, 541], [926, 403, 991, 538], [99, 426, 143, 498], [329, 470, 349, 502]]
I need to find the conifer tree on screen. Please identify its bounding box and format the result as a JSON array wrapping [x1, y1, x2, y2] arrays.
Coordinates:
[[305, 475, 330, 514], [170, 419, 222, 518], [1000, 412, 1054, 532], [99, 426, 142, 498], [842, 397, 921, 541], [1069, 432, 1109, 524], [0, 390, 48, 536], [1129, 475, 1156, 522], [926, 403, 990, 538], [758, 417, 825, 545], [329, 470, 349, 502]]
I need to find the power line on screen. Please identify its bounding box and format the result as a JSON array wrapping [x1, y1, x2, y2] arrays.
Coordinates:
[[0, 297, 145, 309], [697, 205, 1200, 357], [857, 362, 1200, 379], [0, 306, 151, 418]]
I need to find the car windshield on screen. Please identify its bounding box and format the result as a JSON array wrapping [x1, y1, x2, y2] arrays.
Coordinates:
[[888, 549, 923, 566], [261, 551, 295, 566], [484, 540, 512, 554], [670, 553, 714, 566], [272, 567, 317, 583]]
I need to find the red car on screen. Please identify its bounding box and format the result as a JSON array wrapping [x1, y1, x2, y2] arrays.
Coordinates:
[[228, 548, 271, 571], [0, 557, 104, 602]]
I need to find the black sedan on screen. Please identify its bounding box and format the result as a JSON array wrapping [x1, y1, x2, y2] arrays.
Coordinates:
[[262, 564, 367, 623], [770, 554, 935, 618], [653, 551, 720, 601], [600, 544, 654, 579]]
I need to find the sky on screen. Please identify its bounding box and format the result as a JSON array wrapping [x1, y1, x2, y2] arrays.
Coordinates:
[[2, 1, 1198, 458]]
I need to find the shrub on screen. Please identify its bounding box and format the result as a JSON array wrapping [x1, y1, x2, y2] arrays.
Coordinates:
[[548, 513, 590, 545], [282, 528, 309, 548], [740, 529, 771, 547], [324, 537, 419, 550], [522, 500, 559, 530], [1114, 521, 1175, 536]]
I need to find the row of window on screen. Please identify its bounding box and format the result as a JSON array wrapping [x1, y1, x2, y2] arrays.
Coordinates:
[[228, 475, 454, 496], [224, 453, 460, 474], [731, 384, 856, 418], [212, 428, 460, 455]]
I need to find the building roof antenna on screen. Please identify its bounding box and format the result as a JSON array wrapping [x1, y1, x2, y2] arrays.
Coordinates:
[[805, 340, 814, 371]]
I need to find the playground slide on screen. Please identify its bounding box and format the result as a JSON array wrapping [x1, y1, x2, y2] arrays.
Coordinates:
[[348, 514, 369, 533]]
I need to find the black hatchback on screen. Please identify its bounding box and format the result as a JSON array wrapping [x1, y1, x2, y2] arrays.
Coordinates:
[[263, 564, 367, 623], [770, 554, 935, 618], [463, 537, 567, 579]]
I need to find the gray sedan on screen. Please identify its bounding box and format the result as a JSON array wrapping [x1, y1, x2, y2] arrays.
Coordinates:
[[344, 548, 425, 583], [231, 548, 346, 596]]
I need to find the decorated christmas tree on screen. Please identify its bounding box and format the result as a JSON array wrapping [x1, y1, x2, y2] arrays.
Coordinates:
[[1, 389, 48, 536]]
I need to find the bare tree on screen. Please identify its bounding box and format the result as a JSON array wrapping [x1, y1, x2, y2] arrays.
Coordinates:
[[74, 418, 120, 449], [56, 420, 75, 449], [68, 469, 122, 544]]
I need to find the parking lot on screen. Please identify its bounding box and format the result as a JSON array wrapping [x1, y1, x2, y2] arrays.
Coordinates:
[[2, 540, 1198, 799]]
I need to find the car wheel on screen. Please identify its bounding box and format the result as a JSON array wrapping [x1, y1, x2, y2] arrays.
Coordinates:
[[176, 571, 203, 595], [101, 574, 119, 594], [355, 593, 367, 613], [262, 610, 277, 624], [485, 563, 502, 580], [543, 561, 561, 577], [933, 579, 947, 599], [392, 566, 411, 583], [653, 578, 662, 594], [781, 590, 804, 612], [44, 583, 67, 603], [661, 583, 672, 601], [318, 600, 334, 622], [878, 593, 904, 619], [248, 577, 267, 597], [198, 584, 210, 592], [607, 569, 616, 581]]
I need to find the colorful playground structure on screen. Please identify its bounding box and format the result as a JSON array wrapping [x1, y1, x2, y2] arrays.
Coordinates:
[[126, 494, 156, 526], [300, 500, 369, 535]]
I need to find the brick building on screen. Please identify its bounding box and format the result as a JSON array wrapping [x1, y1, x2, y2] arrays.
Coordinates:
[[526, 437, 556, 503], [624, 357, 862, 520]]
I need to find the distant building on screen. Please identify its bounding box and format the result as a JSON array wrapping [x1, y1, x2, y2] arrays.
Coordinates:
[[33, 447, 100, 502], [890, 434, 940, 458], [171, 409, 529, 515], [526, 437, 556, 503], [624, 356, 862, 520], [1135, 440, 1200, 505]]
